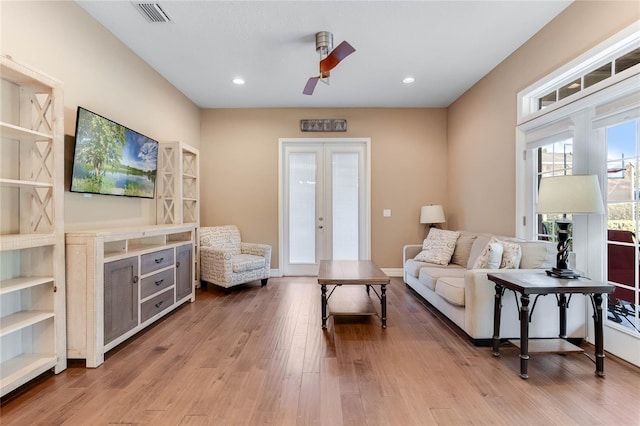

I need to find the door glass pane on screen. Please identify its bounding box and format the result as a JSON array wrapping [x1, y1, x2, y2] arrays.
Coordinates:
[[289, 153, 316, 263], [332, 152, 359, 260], [606, 119, 640, 333]]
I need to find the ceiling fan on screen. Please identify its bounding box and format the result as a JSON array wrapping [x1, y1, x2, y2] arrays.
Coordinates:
[[303, 31, 355, 95]]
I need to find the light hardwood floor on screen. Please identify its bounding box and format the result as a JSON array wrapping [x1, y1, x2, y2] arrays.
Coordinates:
[[1, 277, 639, 425]]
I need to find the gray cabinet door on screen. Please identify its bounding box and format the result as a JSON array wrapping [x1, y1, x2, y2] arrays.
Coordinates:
[[104, 257, 139, 344], [176, 244, 193, 301]]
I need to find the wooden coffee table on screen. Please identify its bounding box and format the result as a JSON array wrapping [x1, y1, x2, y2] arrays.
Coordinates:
[[317, 260, 390, 328]]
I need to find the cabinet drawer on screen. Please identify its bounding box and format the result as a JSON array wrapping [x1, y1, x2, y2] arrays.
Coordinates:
[[140, 289, 174, 323], [141, 248, 174, 275], [140, 268, 174, 300]]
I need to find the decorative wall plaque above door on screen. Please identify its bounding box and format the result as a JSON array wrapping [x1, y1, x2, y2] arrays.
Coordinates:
[[300, 119, 347, 132]]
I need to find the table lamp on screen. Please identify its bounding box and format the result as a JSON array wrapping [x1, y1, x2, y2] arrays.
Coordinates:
[[420, 205, 446, 230], [536, 175, 605, 278]]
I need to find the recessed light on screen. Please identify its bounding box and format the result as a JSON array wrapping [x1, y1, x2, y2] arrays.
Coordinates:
[[232, 77, 245, 85], [402, 76, 415, 84]]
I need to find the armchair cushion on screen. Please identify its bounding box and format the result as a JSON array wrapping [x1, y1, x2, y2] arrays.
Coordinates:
[[232, 254, 266, 273]]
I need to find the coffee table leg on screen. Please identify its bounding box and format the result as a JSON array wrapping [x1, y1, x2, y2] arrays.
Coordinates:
[[321, 284, 328, 328], [381, 284, 387, 328], [593, 293, 606, 377], [492, 284, 503, 356], [519, 294, 530, 379], [366, 284, 370, 295]]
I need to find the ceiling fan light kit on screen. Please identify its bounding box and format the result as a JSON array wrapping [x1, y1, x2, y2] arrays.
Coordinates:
[[303, 31, 355, 95]]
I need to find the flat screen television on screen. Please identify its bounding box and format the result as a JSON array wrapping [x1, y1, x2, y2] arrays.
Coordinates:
[[70, 107, 158, 199]]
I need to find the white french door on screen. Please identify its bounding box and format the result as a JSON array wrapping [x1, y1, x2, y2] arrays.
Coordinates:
[[279, 138, 370, 276]]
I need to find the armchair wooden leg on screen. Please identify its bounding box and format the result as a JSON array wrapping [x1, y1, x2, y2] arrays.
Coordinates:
[[261, 278, 268, 286]]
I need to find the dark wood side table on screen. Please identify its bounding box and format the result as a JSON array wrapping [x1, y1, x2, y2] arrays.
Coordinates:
[[487, 272, 614, 379]]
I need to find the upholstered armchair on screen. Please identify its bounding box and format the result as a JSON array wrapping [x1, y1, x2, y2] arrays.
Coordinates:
[[199, 225, 271, 290]]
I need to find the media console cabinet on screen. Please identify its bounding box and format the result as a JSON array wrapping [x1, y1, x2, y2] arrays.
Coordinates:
[[65, 224, 196, 367]]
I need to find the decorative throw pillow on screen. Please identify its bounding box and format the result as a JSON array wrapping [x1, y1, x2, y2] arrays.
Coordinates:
[[499, 240, 522, 269], [472, 238, 504, 269], [414, 229, 460, 265], [451, 233, 478, 267]]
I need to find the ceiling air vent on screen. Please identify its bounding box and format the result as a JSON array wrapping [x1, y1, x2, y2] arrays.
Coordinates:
[[134, 3, 172, 23]]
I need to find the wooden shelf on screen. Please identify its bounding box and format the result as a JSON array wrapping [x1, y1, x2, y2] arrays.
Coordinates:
[[507, 338, 584, 354], [0, 178, 53, 188], [1, 121, 52, 141], [0, 311, 55, 337], [0, 354, 57, 396], [0, 233, 56, 251], [0, 277, 54, 295]]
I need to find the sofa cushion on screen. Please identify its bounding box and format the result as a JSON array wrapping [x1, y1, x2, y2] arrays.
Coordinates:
[[466, 234, 493, 269], [451, 232, 478, 267], [418, 265, 466, 291], [519, 241, 556, 269], [405, 258, 429, 278], [499, 239, 522, 269], [472, 238, 504, 269], [435, 277, 465, 307], [232, 254, 266, 273], [414, 229, 460, 265]]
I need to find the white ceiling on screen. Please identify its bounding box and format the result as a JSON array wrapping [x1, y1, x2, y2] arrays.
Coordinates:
[[77, 1, 572, 109]]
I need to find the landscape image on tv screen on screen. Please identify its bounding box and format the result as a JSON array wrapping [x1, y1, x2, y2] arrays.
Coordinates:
[[71, 107, 158, 199]]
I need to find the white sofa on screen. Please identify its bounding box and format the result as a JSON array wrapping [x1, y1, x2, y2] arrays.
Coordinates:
[[403, 230, 587, 344]]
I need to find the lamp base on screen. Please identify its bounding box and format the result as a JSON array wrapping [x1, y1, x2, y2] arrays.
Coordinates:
[[546, 268, 581, 279]]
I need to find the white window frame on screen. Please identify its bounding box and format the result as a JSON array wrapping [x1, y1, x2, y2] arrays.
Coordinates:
[[517, 21, 640, 125]]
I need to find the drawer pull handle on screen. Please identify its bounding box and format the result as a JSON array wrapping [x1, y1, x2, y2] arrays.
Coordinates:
[[133, 276, 139, 284], [155, 257, 164, 264], [155, 279, 164, 286], [155, 301, 164, 308]]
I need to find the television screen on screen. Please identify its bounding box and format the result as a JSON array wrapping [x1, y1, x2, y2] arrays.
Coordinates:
[[70, 107, 158, 199]]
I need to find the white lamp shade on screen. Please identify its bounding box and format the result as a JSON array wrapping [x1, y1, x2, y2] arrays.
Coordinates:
[[420, 205, 446, 224], [537, 175, 605, 214]]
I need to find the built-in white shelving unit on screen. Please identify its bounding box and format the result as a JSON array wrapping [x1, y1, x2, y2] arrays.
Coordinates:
[[0, 55, 66, 397], [157, 141, 200, 285]]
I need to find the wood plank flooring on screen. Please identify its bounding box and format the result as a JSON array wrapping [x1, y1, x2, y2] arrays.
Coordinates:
[[1, 277, 639, 425]]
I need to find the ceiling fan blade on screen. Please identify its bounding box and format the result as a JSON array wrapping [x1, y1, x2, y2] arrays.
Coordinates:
[[303, 76, 320, 95], [320, 41, 356, 73]]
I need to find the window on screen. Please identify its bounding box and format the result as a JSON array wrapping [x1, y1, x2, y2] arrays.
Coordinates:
[[516, 22, 640, 366], [535, 48, 639, 111], [605, 120, 640, 332], [519, 25, 640, 122], [536, 140, 573, 242]]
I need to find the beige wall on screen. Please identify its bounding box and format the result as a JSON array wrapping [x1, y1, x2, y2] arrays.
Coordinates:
[[200, 108, 448, 268], [447, 1, 640, 235], [1, 1, 201, 231], [3, 1, 637, 269]]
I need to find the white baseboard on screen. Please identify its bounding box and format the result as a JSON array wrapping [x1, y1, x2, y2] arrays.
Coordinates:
[[270, 268, 282, 277], [381, 268, 403, 277]]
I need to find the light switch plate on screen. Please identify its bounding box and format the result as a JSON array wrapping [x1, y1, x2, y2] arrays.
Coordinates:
[[383, 209, 392, 217]]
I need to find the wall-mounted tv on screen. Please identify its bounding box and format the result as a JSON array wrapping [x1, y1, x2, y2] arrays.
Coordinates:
[[70, 107, 158, 199]]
